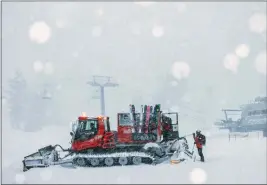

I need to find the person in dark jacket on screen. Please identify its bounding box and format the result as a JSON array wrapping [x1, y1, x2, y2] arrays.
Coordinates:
[[193, 130, 206, 162]]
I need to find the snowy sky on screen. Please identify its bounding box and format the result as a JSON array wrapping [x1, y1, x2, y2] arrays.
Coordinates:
[[1, 2, 266, 130]]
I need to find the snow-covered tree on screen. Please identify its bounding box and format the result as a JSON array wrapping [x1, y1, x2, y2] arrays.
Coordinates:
[[25, 91, 47, 131], [7, 71, 54, 131], [7, 70, 29, 130]]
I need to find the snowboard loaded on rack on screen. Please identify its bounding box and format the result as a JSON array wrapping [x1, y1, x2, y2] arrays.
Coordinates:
[[22, 104, 194, 172]]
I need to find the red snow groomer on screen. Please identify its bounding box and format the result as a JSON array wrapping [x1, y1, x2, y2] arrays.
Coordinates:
[[22, 104, 186, 171]]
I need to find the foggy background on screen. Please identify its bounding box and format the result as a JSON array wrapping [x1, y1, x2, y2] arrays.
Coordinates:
[[1, 2, 266, 133]]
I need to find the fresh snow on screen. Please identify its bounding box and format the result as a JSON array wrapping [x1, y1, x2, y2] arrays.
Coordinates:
[[2, 124, 266, 184]]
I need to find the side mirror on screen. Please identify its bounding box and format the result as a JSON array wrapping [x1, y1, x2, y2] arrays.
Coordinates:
[[70, 132, 73, 136]]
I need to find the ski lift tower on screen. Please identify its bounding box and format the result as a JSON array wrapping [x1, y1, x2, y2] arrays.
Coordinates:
[[87, 75, 119, 116]]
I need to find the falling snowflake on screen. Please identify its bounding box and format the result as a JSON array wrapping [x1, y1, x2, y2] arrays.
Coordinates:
[[33, 60, 44, 73], [15, 173, 26, 184], [189, 168, 207, 184], [29, 21, 51, 44], [254, 51, 266, 75], [44, 62, 54, 75], [248, 12, 266, 33], [223, 53, 240, 73], [40, 168, 53, 181], [152, 25, 164, 38], [235, 44, 250, 58], [92, 26, 102, 37], [171, 61, 191, 80], [95, 8, 104, 16]]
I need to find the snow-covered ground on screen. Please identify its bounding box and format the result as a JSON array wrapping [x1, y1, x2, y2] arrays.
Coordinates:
[[2, 124, 266, 184]]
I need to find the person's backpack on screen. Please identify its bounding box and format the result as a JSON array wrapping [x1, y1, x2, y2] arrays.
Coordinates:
[[202, 135, 206, 145], [198, 134, 206, 145]]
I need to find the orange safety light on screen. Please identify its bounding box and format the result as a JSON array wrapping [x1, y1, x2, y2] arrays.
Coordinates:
[[78, 112, 88, 120], [81, 112, 87, 117]]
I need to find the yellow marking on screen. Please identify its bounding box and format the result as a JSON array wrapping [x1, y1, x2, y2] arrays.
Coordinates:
[[170, 160, 181, 164]]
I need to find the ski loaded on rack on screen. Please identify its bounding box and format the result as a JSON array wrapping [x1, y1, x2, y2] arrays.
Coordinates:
[[22, 104, 194, 172]]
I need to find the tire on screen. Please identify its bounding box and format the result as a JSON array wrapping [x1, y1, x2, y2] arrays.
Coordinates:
[[90, 158, 99, 167], [118, 157, 128, 166], [155, 147, 165, 157], [132, 156, 142, 165], [104, 157, 114, 166], [76, 157, 86, 166]]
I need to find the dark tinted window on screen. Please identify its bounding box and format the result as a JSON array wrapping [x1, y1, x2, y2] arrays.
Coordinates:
[[79, 119, 98, 132], [118, 113, 132, 126]]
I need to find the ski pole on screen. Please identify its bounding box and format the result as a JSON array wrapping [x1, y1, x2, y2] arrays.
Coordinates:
[[192, 143, 196, 161], [191, 143, 195, 153], [180, 133, 193, 139]]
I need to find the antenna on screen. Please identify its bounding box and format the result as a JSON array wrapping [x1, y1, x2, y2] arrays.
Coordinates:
[[87, 75, 119, 115]]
